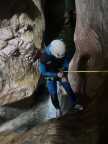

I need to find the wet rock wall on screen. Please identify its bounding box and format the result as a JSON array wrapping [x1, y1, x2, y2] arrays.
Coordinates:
[[0, 0, 44, 105]]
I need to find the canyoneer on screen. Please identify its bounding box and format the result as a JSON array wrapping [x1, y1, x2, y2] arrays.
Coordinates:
[[39, 39, 83, 116]]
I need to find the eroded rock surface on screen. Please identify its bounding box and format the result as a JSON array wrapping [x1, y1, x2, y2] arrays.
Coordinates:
[[0, 0, 108, 144], [0, 0, 44, 105], [69, 0, 108, 143], [0, 111, 99, 144]]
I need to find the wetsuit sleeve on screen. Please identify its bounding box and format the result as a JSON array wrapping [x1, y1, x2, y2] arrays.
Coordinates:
[[39, 62, 57, 78], [63, 56, 69, 71]]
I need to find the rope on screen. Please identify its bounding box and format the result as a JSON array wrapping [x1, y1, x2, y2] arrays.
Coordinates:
[[64, 70, 108, 73]]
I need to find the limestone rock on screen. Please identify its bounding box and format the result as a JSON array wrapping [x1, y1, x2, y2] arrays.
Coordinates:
[[0, 19, 10, 28], [21, 31, 33, 42], [10, 15, 19, 35], [0, 0, 44, 105], [18, 26, 28, 35], [0, 40, 7, 49], [8, 38, 19, 47], [0, 0, 107, 144], [0, 28, 13, 41], [0, 69, 6, 92], [19, 13, 33, 27], [0, 44, 18, 57], [10, 15, 19, 29], [0, 77, 3, 92], [68, 0, 108, 144]]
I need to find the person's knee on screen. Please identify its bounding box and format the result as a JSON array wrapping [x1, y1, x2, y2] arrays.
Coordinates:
[[47, 82, 57, 95], [49, 90, 57, 97]]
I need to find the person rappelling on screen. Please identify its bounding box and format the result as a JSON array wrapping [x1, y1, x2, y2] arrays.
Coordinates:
[[38, 39, 83, 116]]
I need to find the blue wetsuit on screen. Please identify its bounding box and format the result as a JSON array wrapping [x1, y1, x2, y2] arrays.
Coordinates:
[[39, 45, 76, 109]]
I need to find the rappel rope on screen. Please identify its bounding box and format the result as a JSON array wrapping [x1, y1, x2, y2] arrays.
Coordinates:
[[64, 70, 108, 73]]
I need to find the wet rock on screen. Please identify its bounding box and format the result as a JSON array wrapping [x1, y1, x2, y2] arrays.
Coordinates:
[[0, 111, 99, 144], [18, 39, 24, 47], [0, 106, 25, 121], [0, 77, 3, 91], [21, 32, 33, 43], [0, 40, 7, 49], [0, 0, 108, 144], [10, 14, 19, 33], [0, 98, 49, 132], [0, 0, 44, 105], [0, 70, 5, 92], [18, 26, 28, 35], [1, 44, 18, 57], [8, 38, 19, 47], [0, 28, 13, 41], [19, 41, 33, 55], [0, 19, 10, 28], [19, 13, 33, 27], [68, 0, 108, 143]]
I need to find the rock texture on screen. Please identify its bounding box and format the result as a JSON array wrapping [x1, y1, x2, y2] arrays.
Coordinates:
[[0, 0, 46, 135], [0, 28, 13, 41], [0, 111, 99, 144], [68, 0, 108, 143], [0, 0, 108, 144], [0, 0, 44, 105]]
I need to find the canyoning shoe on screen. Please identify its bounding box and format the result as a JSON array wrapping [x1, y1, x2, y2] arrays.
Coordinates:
[[73, 104, 84, 111], [69, 104, 84, 112], [56, 109, 62, 118]]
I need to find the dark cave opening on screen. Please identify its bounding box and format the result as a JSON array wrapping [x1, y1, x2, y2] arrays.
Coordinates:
[[42, 0, 65, 45], [42, 0, 76, 60]]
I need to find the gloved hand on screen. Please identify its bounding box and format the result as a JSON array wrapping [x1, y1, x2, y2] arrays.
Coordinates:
[[57, 72, 64, 78], [61, 77, 67, 82]]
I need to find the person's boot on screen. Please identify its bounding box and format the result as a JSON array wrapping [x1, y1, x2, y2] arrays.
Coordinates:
[[56, 109, 62, 118], [73, 104, 84, 111], [69, 104, 84, 112]]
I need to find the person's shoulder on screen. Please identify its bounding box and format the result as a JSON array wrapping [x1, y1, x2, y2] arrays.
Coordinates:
[[41, 45, 50, 53], [40, 47, 51, 63]]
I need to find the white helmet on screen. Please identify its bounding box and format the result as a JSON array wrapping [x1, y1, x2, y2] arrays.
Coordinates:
[[50, 40, 66, 58]]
